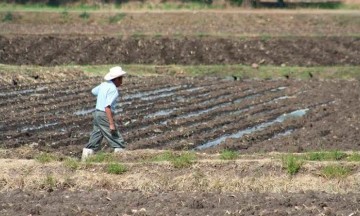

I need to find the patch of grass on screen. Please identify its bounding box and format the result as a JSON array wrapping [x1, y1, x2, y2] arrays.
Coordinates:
[[61, 10, 68, 17], [196, 32, 209, 38], [85, 152, 115, 163], [151, 151, 196, 168], [219, 150, 239, 160], [348, 153, 360, 162], [108, 13, 126, 24], [4, 64, 360, 82], [152, 151, 175, 162], [321, 165, 351, 179], [79, 11, 90, 19], [282, 155, 302, 176], [107, 163, 127, 175], [154, 33, 162, 39], [63, 157, 80, 171], [292, 2, 342, 9], [132, 32, 146, 39], [0, 3, 100, 12], [35, 153, 58, 163], [41, 175, 57, 190], [2, 11, 13, 22], [260, 34, 272, 42], [306, 151, 347, 161], [171, 152, 196, 168]]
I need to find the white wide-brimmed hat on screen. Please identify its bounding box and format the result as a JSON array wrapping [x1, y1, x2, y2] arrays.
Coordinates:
[[104, 66, 126, 81]]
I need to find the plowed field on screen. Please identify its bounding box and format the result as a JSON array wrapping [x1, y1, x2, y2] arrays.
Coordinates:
[[1, 75, 360, 158], [1, 8, 360, 216]]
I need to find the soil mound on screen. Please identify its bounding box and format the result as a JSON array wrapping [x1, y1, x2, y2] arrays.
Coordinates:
[[1, 36, 359, 66]]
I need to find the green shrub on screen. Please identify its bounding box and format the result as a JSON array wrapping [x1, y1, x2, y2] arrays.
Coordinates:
[[321, 165, 351, 179], [282, 155, 302, 175], [219, 150, 239, 160], [107, 163, 127, 175]]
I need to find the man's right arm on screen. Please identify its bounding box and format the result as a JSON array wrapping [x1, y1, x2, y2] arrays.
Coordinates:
[[105, 106, 116, 132], [91, 85, 100, 96]]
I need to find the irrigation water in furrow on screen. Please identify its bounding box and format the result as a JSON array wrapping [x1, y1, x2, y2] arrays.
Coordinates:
[[0, 76, 325, 156], [127, 87, 300, 150]]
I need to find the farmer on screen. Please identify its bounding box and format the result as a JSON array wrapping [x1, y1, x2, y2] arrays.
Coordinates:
[[82, 66, 126, 161]]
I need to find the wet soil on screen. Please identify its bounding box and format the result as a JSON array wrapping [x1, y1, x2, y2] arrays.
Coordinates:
[[1, 74, 360, 158], [0, 189, 359, 216]]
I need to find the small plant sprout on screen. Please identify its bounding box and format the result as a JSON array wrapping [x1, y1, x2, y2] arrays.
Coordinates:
[[282, 154, 302, 176], [219, 149, 239, 160], [64, 157, 80, 171], [35, 153, 58, 163], [321, 165, 351, 179], [107, 163, 127, 175]]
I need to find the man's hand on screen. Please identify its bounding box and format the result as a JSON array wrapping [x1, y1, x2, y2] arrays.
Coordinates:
[[110, 123, 116, 134], [105, 106, 116, 135]]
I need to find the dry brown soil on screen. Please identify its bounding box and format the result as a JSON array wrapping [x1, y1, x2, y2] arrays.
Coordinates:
[[0, 189, 359, 216], [1, 11, 360, 66]]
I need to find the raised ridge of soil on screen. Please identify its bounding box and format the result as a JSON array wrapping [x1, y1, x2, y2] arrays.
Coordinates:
[[1, 36, 359, 66]]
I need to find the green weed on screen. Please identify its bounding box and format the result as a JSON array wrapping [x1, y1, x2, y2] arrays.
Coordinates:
[[41, 175, 57, 190], [2, 12, 13, 22], [219, 150, 239, 160], [132, 32, 146, 39], [321, 165, 351, 179], [348, 153, 360, 162], [86, 152, 115, 163], [79, 11, 90, 19], [108, 13, 126, 24], [282, 155, 302, 176], [64, 158, 80, 171], [107, 163, 127, 175], [306, 151, 347, 161], [35, 153, 58, 163], [152, 151, 196, 168], [171, 153, 196, 168], [152, 151, 175, 162]]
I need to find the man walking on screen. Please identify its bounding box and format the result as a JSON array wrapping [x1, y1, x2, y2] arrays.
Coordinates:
[[82, 66, 126, 161]]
